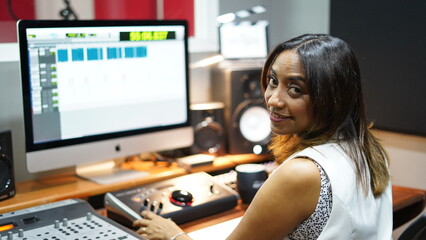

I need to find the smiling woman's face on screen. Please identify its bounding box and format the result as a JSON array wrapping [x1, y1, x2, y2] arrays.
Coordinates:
[[264, 50, 313, 136]]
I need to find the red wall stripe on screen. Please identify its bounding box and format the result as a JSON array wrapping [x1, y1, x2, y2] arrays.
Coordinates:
[[0, 0, 195, 43], [0, 0, 35, 43], [94, 0, 157, 20], [94, 0, 194, 36], [0, 0, 35, 21], [163, 0, 194, 36]]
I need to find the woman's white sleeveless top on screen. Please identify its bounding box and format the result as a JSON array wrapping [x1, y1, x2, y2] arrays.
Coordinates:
[[285, 143, 392, 239]]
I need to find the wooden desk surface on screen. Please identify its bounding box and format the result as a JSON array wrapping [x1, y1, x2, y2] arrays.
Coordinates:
[[0, 154, 270, 213], [392, 185, 426, 229], [392, 185, 426, 211], [179, 201, 248, 233]]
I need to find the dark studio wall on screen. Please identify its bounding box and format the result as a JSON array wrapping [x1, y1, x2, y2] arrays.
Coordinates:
[[330, 0, 426, 137]]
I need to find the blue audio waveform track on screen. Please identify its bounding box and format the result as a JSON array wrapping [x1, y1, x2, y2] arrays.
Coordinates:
[[56, 46, 147, 62], [87, 48, 103, 61], [57, 49, 68, 62]]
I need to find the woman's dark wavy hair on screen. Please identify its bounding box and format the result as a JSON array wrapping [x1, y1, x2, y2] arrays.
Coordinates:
[[261, 34, 390, 195]]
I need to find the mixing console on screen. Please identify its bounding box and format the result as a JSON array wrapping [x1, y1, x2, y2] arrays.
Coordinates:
[[0, 198, 143, 240]]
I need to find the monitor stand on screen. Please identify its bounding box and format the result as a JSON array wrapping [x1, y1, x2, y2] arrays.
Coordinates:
[[76, 159, 148, 185]]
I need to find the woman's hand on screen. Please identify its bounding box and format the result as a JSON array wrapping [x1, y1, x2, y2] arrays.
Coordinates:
[[133, 210, 189, 240]]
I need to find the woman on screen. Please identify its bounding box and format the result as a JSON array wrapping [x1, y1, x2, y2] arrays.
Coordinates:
[[133, 34, 393, 239]]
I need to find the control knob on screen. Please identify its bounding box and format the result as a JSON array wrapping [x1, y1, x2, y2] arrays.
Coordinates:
[[170, 190, 193, 206]]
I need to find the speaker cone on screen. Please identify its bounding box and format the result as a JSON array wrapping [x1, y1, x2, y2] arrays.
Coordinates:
[[190, 102, 226, 155], [0, 154, 12, 193], [239, 106, 270, 143], [194, 120, 224, 154]]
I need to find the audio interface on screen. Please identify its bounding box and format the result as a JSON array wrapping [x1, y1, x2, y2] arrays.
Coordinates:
[[105, 172, 239, 227]]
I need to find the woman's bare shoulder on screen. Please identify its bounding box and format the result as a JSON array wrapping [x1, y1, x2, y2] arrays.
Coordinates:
[[227, 158, 321, 240], [272, 157, 321, 186]]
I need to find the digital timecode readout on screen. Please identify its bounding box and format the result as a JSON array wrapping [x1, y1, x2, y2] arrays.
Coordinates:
[[120, 31, 176, 41]]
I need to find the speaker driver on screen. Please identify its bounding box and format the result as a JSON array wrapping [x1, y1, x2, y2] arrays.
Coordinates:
[[231, 99, 271, 154], [0, 130, 15, 201], [239, 106, 270, 143], [190, 102, 226, 155], [0, 155, 12, 194], [194, 120, 223, 154]]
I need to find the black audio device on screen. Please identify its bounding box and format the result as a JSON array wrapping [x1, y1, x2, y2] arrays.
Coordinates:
[[105, 172, 240, 227]]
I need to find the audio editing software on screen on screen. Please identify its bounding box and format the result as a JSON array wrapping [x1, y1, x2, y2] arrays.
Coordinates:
[[26, 26, 187, 144]]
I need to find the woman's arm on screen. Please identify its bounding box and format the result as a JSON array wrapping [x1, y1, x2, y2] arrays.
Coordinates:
[[133, 211, 191, 240], [226, 158, 321, 240]]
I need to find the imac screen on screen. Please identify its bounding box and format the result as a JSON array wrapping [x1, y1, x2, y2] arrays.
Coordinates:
[[18, 20, 193, 174], [219, 20, 269, 59]]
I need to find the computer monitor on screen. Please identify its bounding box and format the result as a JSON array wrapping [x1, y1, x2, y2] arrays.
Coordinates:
[[219, 20, 269, 59], [17, 20, 193, 184]]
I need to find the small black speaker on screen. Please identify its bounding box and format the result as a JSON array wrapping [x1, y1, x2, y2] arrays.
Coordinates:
[[212, 66, 271, 154], [190, 102, 227, 155], [0, 130, 15, 201]]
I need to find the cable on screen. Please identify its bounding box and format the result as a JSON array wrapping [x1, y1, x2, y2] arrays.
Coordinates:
[[59, 0, 79, 20], [7, 0, 19, 21]]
